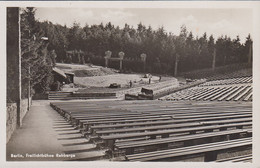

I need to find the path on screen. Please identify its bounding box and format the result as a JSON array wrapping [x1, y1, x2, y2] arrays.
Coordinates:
[[6, 100, 106, 161]]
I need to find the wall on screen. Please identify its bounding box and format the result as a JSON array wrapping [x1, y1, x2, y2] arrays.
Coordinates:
[[20, 98, 31, 123], [6, 103, 17, 143], [6, 98, 31, 143]]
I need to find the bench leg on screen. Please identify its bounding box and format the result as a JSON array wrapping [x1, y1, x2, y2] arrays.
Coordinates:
[[230, 133, 240, 140], [205, 129, 213, 133], [84, 124, 89, 130], [220, 127, 227, 131], [125, 148, 134, 155], [79, 122, 83, 128], [190, 131, 196, 135], [204, 151, 217, 162], [184, 140, 194, 147], [75, 119, 79, 126], [106, 140, 115, 150], [162, 134, 169, 138], [219, 135, 226, 141], [150, 135, 156, 139], [86, 128, 93, 135], [205, 137, 213, 143], [159, 143, 169, 149]]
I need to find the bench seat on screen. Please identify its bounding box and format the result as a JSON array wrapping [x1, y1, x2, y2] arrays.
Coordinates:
[[95, 117, 252, 135], [216, 154, 252, 162], [115, 129, 250, 153], [125, 137, 252, 161], [90, 117, 251, 132], [100, 122, 252, 149]]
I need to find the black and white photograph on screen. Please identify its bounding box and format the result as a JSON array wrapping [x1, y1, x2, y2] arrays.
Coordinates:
[[2, 1, 260, 167]]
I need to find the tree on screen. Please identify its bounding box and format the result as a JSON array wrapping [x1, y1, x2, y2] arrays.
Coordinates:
[[68, 22, 86, 51], [20, 7, 53, 95]]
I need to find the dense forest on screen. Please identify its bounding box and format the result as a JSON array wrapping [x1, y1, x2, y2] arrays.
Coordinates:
[[39, 18, 252, 74], [19, 8, 252, 96]]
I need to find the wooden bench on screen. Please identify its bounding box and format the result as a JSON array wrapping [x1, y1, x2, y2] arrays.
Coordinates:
[[70, 109, 250, 125], [95, 122, 203, 136], [89, 117, 251, 133], [94, 116, 252, 136], [115, 129, 251, 155], [81, 112, 251, 131], [100, 122, 252, 149], [82, 116, 173, 130], [173, 112, 251, 120], [216, 154, 252, 162], [125, 137, 252, 161]]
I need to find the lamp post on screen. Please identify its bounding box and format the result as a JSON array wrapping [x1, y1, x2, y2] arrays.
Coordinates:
[[27, 30, 32, 111], [140, 53, 147, 73], [174, 54, 179, 77]]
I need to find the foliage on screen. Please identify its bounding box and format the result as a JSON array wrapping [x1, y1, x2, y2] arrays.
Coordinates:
[[38, 20, 252, 74], [20, 7, 54, 96]]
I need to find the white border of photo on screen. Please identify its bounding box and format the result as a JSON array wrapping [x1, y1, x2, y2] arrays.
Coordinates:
[[0, 1, 259, 168]]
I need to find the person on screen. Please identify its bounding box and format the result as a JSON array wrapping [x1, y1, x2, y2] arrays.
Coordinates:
[[129, 80, 133, 88], [159, 76, 162, 82], [149, 77, 151, 84]]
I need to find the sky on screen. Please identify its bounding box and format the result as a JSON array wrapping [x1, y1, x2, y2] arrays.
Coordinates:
[[35, 8, 252, 42]]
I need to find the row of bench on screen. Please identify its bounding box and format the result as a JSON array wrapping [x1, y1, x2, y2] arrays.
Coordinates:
[[50, 100, 252, 162], [181, 63, 251, 81], [48, 91, 117, 100], [126, 137, 252, 161], [160, 84, 252, 101], [199, 77, 252, 86]]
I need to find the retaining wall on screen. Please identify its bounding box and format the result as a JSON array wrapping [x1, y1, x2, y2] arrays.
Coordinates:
[[6, 103, 17, 143], [6, 98, 31, 143]]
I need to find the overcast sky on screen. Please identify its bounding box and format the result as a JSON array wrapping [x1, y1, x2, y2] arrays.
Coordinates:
[[35, 8, 252, 42]]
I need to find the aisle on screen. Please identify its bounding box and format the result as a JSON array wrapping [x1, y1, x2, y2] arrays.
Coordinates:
[[6, 101, 106, 161]]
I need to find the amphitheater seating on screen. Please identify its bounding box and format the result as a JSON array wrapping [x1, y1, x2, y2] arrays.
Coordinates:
[[50, 100, 252, 162], [199, 77, 252, 86], [160, 77, 252, 102], [181, 63, 252, 81]]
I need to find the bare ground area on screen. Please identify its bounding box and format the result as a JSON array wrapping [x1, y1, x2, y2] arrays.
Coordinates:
[[56, 63, 176, 93]]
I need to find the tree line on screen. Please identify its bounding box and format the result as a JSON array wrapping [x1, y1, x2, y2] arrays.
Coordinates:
[[39, 19, 252, 74]]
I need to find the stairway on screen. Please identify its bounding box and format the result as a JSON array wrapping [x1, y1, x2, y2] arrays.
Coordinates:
[[48, 91, 73, 100], [48, 91, 117, 100]]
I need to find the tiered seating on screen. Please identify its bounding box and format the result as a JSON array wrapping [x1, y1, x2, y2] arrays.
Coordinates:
[[160, 75, 252, 102], [48, 91, 73, 100], [50, 100, 252, 162], [181, 63, 252, 81], [48, 91, 116, 100], [199, 77, 252, 86], [160, 84, 252, 101]]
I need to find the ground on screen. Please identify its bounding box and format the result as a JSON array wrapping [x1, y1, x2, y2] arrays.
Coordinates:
[[6, 100, 108, 161], [56, 63, 175, 92]]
